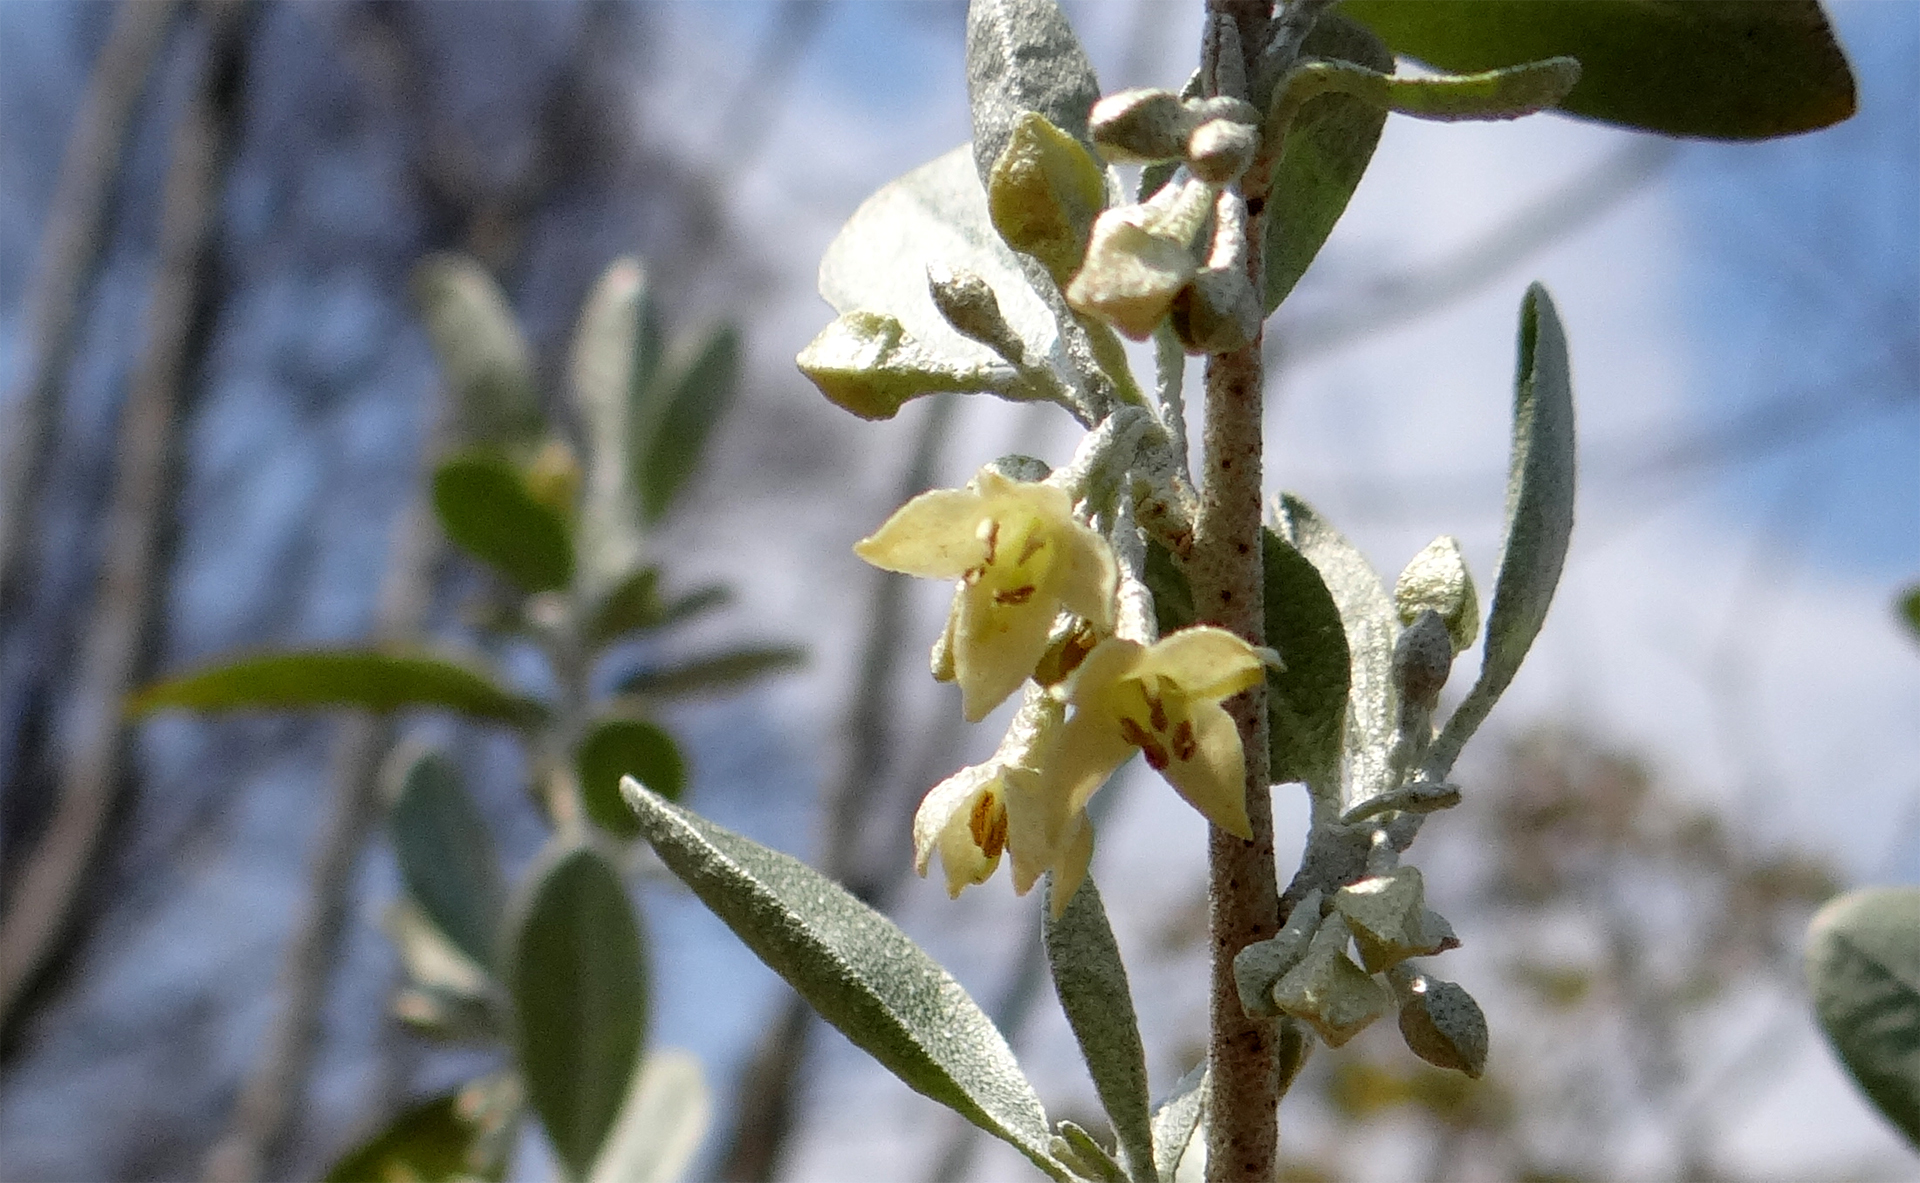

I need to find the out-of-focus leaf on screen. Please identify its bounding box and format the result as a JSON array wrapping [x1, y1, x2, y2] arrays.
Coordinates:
[[507, 843, 649, 1181], [965, 0, 1102, 192], [578, 719, 686, 840], [1807, 887, 1920, 1148], [614, 645, 805, 701], [1043, 878, 1154, 1181], [1274, 495, 1396, 806], [433, 450, 575, 594], [1263, 527, 1351, 787], [1898, 584, 1920, 645], [819, 146, 1062, 375], [621, 782, 1067, 1180], [587, 1049, 711, 1183], [1426, 285, 1575, 779], [1340, 0, 1856, 140], [571, 258, 658, 599], [1150, 1062, 1208, 1183], [130, 648, 545, 728], [411, 254, 542, 448], [1143, 539, 1195, 636], [384, 899, 492, 1001], [390, 750, 507, 972], [1262, 14, 1392, 313], [323, 1075, 519, 1183], [637, 325, 739, 524], [586, 572, 733, 647]]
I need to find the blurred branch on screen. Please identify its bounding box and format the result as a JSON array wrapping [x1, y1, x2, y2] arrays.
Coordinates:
[[0, 0, 243, 1033], [1269, 138, 1678, 366], [0, 0, 182, 627], [200, 487, 446, 1183], [716, 391, 959, 1183]]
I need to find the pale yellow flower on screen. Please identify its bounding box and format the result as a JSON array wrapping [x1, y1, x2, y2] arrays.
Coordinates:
[[856, 468, 1116, 722], [1041, 627, 1266, 850], [912, 760, 1016, 898]]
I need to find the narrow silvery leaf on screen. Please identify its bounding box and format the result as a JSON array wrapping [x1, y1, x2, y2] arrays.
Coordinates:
[[1274, 494, 1397, 807], [820, 147, 1061, 376], [411, 254, 542, 448], [390, 750, 507, 973], [588, 1049, 711, 1183], [1263, 528, 1350, 788], [621, 782, 1067, 1179], [1806, 887, 1920, 1148], [1150, 1062, 1207, 1183], [966, 0, 1102, 192], [1262, 15, 1392, 312], [1426, 284, 1575, 778], [507, 842, 649, 1181], [570, 259, 655, 600], [1043, 878, 1155, 1181]]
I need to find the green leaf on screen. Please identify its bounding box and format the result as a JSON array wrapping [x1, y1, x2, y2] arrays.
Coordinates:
[[1263, 527, 1351, 788], [1807, 887, 1920, 1148], [323, 1076, 519, 1183], [1339, 0, 1856, 140], [390, 750, 507, 973], [433, 450, 575, 594], [571, 259, 658, 600], [965, 0, 1102, 193], [130, 648, 545, 728], [614, 645, 806, 701], [507, 843, 649, 1181], [410, 254, 542, 448], [578, 719, 686, 840], [1149, 1062, 1208, 1183], [1898, 583, 1920, 645], [620, 782, 1066, 1179], [1262, 13, 1393, 313], [1273, 495, 1397, 806], [587, 1049, 711, 1183], [586, 571, 733, 647], [1143, 539, 1195, 636], [1426, 284, 1576, 779], [1043, 878, 1155, 1182], [819, 146, 1063, 377], [637, 326, 740, 524]]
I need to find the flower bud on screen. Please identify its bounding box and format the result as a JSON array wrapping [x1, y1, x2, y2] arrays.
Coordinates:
[[1393, 608, 1455, 710], [1186, 117, 1259, 184], [1233, 888, 1323, 1018], [1170, 266, 1260, 354], [1390, 967, 1488, 1078], [1270, 913, 1392, 1046], [1395, 535, 1479, 653], [987, 112, 1108, 284], [1333, 865, 1459, 973], [926, 265, 1025, 363], [1089, 88, 1191, 163]]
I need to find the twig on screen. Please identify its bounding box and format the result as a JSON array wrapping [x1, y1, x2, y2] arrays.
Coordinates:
[[0, 0, 182, 626], [0, 0, 242, 1033]]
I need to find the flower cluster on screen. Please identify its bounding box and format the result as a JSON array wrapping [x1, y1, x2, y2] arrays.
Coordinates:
[[858, 466, 1266, 914]]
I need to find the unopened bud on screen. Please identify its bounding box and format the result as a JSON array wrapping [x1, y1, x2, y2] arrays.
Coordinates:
[[1270, 913, 1392, 1046], [1393, 609, 1454, 710], [926, 265, 1024, 362], [1186, 117, 1259, 184], [1334, 866, 1458, 973], [1089, 88, 1191, 163], [1233, 888, 1323, 1018], [524, 438, 580, 516], [987, 112, 1108, 284], [1390, 967, 1488, 1078], [1395, 536, 1479, 653]]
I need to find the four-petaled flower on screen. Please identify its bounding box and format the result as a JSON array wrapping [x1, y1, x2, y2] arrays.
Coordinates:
[[856, 468, 1116, 722], [1041, 627, 1267, 852]]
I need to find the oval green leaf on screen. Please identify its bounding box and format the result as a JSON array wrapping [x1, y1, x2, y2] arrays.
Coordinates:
[[411, 255, 543, 448], [323, 1077, 519, 1183], [1263, 526, 1352, 788], [390, 750, 508, 973], [1043, 878, 1155, 1182], [613, 645, 806, 701], [130, 648, 545, 728], [639, 325, 739, 524], [1263, 13, 1394, 313], [433, 450, 575, 594], [1274, 494, 1397, 806], [507, 843, 649, 1181], [578, 719, 686, 840], [1807, 886, 1920, 1148], [1426, 284, 1575, 779], [1340, 0, 1856, 140], [620, 781, 1066, 1180]]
